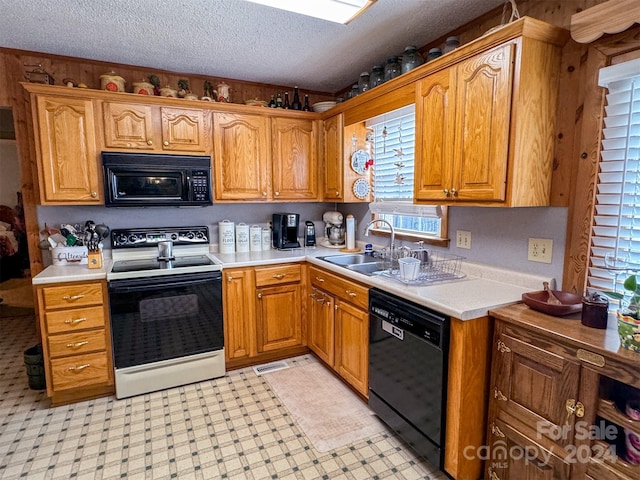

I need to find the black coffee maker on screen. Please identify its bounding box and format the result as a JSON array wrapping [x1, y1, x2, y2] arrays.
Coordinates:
[[272, 213, 301, 249]]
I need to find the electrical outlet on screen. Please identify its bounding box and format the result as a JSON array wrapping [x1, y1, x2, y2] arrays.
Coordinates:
[[456, 230, 471, 249], [528, 238, 553, 263]]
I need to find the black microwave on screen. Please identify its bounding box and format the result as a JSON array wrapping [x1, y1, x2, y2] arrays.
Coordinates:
[[102, 152, 213, 207]]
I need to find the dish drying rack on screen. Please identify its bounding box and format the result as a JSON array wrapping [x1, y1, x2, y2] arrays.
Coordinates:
[[372, 247, 466, 285]]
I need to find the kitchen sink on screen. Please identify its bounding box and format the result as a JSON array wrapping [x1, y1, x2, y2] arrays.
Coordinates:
[[345, 262, 386, 275], [319, 254, 378, 266]]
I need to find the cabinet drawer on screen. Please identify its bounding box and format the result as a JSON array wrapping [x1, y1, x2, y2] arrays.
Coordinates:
[[255, 264, 301, 287], [48, 329, 106, 358], [42, 283, 104, 309], [309, 266, 368, 310], [50, 351, 111, 391], [45, 306, 106, 334]]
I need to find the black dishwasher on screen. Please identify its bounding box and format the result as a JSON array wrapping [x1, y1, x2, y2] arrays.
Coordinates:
[[368, 288, 450, 470]]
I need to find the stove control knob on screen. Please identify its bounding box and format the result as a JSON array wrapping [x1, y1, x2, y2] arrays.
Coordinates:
[[128, 234, 139, 244], [186, 231, 195, 240], [196, 231, 205, 240], [170, 233, 178, 241], [115, 234, 128, 245]]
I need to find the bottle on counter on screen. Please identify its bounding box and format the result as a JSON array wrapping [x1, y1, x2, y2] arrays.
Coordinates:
[[268, 95, 277, 108], [291, 86, 302, 110], [401, 46, 424, 74], [302, 94, 311, 111], [384, 56, 401, 82], [369, 65, 385, 88], [283, 91, 290, 109]]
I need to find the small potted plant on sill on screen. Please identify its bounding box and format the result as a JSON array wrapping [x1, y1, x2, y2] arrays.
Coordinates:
[[602, 274, 640, 352]]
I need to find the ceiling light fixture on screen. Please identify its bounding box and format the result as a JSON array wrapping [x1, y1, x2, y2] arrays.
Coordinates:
[[244, 0, 376, 24]]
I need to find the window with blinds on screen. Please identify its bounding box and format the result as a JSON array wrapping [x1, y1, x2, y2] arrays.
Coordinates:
[[588, 57, 640, 294], [367, 105, 444, 239]]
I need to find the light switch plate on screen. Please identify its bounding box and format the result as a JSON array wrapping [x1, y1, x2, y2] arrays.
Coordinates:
[[528, 238, 553, 263], [456, 230, 471, 249]]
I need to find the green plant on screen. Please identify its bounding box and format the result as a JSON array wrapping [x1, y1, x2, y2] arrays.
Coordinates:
[[601, 274, 640, 318]]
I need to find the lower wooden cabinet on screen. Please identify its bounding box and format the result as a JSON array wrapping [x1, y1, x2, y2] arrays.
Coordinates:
[[223, 263, 307, 369], [307, 265, 369, 397], [36, 280, 114, 405]]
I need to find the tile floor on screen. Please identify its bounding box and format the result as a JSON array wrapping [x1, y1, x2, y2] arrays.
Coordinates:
[[0, 314, 446, 480]]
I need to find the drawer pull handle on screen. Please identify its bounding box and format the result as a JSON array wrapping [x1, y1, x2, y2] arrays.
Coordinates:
[[272, 273, 286, 279], [315, 276, 325, 283], [63, 294, 85, 302], [490, 422, 505, 438], [68, 363, 91, 372], [346, 290, 357, 297], [66, 341, 89, 349], [64, 317, 87, 325]]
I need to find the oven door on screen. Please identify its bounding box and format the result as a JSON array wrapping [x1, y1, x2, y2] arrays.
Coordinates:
[[108, 271, 223, 369]]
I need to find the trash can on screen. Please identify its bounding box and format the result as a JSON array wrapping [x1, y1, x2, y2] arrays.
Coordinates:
[[24, 344, 46, 390]]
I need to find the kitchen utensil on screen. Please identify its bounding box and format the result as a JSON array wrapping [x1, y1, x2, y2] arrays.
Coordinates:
[[543, 281, 562, 305], [95, 223, 110, 239]]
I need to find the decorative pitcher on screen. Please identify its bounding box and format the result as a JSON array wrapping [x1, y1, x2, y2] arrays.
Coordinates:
[[213, 82, 231, 103]]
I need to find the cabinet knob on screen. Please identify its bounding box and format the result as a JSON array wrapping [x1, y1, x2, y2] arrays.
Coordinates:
[[345, 290, 357, 297], [68, 363, 91, 372], [66, 341, 89, 349], [274, 191, 280, 196], [272, 273, 286, 280], [496, 340, 511, 353], [163, 141, 169, 146], [227, 276, 233, 282], [64, 317, 87, 325], [565, 399, 585, 424], [147, 140, 153, 146], [309, 293, 317, 299], [451, 188, 458, 196], [493, 387, 507, 402], [490, 422, 505, 438], [90, 192, 97, 198], [335, 191, 340, 196], [62, 294, 84, 302], [443, 189, 449, 196], [325, 301, 332, 308], [487, 467, 501, 480], [257, 292, 262, 299], [314, 276, 325, 283], [262, 191, 267, 197]]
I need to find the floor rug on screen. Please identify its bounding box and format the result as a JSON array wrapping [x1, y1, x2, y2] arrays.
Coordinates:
[[263, 361, 386, 452]]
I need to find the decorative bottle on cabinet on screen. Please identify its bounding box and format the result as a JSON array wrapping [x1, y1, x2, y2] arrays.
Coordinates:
[[291, 87, 302, 110], [369, 65, 385, 88], [283, 92, 290, 109], [384, 56, 401, 81], [302, 95, 311, 111], [401, 46, 423, 73]]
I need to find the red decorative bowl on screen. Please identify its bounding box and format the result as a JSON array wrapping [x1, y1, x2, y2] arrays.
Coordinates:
[[521, 290, 583, 316]]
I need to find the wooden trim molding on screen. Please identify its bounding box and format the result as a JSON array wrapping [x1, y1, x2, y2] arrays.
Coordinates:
[[571, 0, 640, 43], [562, 25, 640, 294]]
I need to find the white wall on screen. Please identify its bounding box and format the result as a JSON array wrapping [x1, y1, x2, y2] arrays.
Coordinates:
[[0, 140, 20, 207]]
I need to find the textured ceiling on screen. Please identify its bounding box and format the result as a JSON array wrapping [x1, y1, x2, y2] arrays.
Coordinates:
[[0, 0, 506, 93]]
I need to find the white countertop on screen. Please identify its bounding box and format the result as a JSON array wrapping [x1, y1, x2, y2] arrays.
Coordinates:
[[32, 245, 554, 320]]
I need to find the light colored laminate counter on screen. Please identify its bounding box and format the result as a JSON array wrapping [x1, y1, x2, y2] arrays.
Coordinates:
[[33, 246, 554, 320]]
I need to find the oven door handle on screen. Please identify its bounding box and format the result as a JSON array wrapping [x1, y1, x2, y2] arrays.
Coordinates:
[[109, 273, 221, 293]]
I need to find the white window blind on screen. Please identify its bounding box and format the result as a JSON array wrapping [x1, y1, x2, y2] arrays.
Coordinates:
[[588, 58, 640, 293]]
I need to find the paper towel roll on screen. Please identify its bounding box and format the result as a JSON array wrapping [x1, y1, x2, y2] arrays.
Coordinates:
[[346, 215, 355, 250], [236, 223, 250, 253], [218, 220, 235, 253]]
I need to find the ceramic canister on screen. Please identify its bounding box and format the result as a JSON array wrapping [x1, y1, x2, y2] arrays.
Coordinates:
[[218, 220, 235, 253], [132, 80, 154, 95], [236, 223, 250, 253], [261, 228, 271, 251], [250, 225, 262, 252]]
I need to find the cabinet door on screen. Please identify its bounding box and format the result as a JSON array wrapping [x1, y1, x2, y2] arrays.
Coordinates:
[[308, 287, 335, 366], [34, 95, 101, 203], [493, 330, 580, 447], [213, 112, 270, 200], [414, 68, 456, 201], [160, 107, 211, 153], [223, 268, 255, 361], [102, 102, 157, 150], [335, 300, 368, 396], [322, 114, 344, 201], [486, 418, 571, 480], [256, 283, 302, 353], [452, 43, 514, 201], [271, 117, 319, 200]]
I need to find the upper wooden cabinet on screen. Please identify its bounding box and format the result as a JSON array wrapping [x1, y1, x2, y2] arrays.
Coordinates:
[[322, 114, 344, 201], [29, 92, 102, 204], [414, 31, 563, 206], [213, 111, 270, 201], [102, 102, 212, 153], [213, 112, 320, 201], [271, 117, 318, 200]]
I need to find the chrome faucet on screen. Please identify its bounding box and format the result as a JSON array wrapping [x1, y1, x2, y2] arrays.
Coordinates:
[[363, 219, 395, 250]]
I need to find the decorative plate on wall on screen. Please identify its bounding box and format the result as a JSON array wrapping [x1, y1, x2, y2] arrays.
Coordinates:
[[350, 149, 369, 175], [352, 178, 371, 199]]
